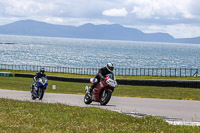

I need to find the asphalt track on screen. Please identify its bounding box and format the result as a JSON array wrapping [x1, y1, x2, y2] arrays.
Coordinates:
[[0, 89, 200, 125]]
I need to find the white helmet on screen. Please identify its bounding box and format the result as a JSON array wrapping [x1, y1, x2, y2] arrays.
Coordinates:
[[106, 63, 114, 72]]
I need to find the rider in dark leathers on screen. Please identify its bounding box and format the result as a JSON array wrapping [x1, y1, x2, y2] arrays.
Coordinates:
[[34, 68, 46, 81], [89, 63, 114, 93], [31, 68, 47, 92]]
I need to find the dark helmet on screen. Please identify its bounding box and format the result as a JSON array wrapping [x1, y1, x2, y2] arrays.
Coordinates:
[[40, 68, 45, 74], [106, 63, 114, 72]]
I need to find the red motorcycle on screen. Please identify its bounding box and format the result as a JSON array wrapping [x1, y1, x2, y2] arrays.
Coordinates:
[[84, 73, 117, 105]]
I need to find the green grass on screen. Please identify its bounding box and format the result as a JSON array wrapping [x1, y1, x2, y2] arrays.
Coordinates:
[[1, 69, 200, 80], [0, 98, 199, 133], [0, 76, 89, 95], [114, 85, 200, 100], [1, 76, 200, 101]]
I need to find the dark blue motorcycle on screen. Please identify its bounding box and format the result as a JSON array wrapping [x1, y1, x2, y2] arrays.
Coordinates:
[[30, 77, 48, 100]]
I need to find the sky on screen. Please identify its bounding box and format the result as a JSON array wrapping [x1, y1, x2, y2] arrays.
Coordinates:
[[0, 0, 200, 38]]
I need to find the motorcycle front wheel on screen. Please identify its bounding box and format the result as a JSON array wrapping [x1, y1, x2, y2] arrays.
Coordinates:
[[100, 90, 112, 105], [84, 93, 92, 104], [38, 88, 44, 100]]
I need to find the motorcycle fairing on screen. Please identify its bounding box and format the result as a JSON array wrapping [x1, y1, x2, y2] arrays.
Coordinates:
[[92, 81, 109, 102], [36, 78, 48, 90]]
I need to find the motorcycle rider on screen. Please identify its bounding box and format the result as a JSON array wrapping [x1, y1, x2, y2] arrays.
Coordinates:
[[89, 63, 114, 93], [31, 68, 47, 92]]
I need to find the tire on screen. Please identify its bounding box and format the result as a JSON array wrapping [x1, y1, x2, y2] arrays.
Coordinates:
[[100, 90, 112, 105], [38, 89, 44, 100], [84, 93, 92, 104]]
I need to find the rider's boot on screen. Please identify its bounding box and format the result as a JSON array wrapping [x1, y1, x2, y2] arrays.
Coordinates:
[[34, 86, 38, 91], [89, 87, 92, 93], [30, 85, 34, 93], [88, 87, 93, 96]]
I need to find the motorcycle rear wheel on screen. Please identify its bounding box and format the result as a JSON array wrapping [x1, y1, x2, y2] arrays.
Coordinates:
[[100, 90, 112, 105], [84, 93, 92, 104]]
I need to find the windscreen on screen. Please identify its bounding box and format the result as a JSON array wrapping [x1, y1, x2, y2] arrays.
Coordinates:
[[106, 73, 115, 80]]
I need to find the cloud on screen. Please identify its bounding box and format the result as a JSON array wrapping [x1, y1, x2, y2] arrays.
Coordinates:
[[102, 8, 128, 17], [0, 0, 199, 38], [126, 23, 200, 38], [159, 24, 200, 38], [129, 0, 194, 19], [1, 0, 57, 17], [43, 17, 113, 26]]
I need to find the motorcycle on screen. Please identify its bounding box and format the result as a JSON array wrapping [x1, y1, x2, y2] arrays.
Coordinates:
[[30, 77, 48, 100], [84, 73, 117, 105]]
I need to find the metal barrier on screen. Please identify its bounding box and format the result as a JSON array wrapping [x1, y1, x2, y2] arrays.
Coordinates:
[[0, 72, 13, 77], [0, 64, 199, 77]]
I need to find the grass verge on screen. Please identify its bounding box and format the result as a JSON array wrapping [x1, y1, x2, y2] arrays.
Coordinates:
[[1, 76, 200, 100], [0, 98, 199, 132]]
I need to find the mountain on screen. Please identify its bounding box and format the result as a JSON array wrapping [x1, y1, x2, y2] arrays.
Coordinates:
[[0, 19, 199, 44], [0, 20, 75, 37], [176, 37, 200, 44]]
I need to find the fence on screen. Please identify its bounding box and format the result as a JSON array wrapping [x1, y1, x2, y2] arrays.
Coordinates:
[[0, 64, 199, 77]]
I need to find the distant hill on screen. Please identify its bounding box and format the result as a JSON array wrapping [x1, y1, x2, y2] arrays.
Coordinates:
[[176, 37, 200, 44], [0, 19, 199, 44]]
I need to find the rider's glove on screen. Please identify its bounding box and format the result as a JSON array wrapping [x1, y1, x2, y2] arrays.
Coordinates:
[[104, 76, 109, 82]]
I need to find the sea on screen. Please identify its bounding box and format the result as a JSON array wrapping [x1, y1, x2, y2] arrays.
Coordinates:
[[0, 34, 200, 69]]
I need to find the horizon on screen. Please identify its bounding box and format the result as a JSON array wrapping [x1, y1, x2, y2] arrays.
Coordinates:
[[0, 0, 199, 38]]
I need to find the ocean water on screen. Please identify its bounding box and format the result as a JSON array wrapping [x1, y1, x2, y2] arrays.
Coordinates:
[[0, 34, 200, 68]]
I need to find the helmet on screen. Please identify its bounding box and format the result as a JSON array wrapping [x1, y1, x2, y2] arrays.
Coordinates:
[[40, 68, 45, 74], [106, 63, 114, 72]]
